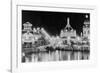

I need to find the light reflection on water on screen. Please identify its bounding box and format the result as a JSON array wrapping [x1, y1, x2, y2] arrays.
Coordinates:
[[23, 50, 90, 62]]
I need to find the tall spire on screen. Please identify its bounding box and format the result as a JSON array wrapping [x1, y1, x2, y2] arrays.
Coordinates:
[[66, 17, 71, 28], [64, 17, 73, 31], [67, 17, 70, 25]]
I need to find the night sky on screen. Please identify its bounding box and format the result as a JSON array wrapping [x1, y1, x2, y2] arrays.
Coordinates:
[[22, 10, 90, 36]]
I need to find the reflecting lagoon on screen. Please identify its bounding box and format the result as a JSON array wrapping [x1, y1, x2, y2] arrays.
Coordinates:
[[22, 50, 90, 62]]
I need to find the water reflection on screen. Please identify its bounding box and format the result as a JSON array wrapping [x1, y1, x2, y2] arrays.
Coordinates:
[[22, 50, 90, 62]]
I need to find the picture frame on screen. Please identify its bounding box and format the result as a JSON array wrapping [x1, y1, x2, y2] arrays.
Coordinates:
[[11, 0, 97, 73]]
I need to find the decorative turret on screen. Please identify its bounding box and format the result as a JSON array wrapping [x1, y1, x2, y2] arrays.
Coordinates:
[[23, 22, 32, 32]]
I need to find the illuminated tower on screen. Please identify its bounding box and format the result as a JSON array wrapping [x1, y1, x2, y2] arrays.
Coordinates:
[[83, 15, 90, 40], [60, 17, 76, 38]]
